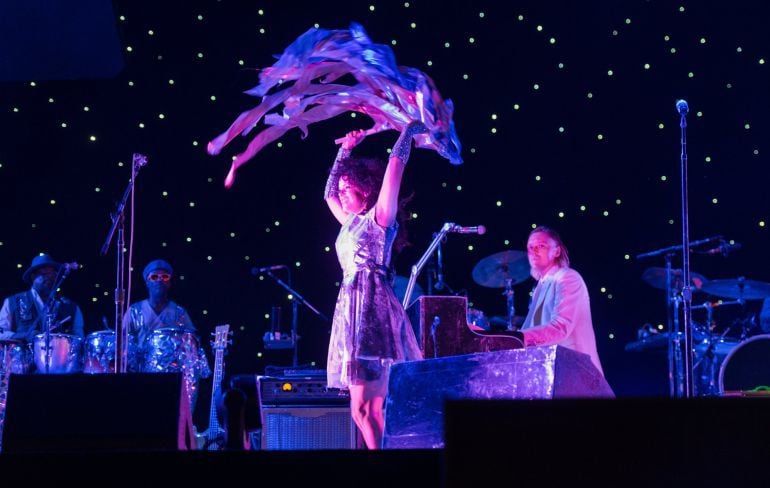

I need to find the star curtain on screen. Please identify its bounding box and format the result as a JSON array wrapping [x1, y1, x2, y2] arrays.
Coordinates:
[[208, 22, 462, 188]]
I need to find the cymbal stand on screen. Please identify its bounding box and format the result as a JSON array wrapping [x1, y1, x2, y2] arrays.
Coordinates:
[[692, 301, 716, 396], [503, 278, 515, 331], [664, 253, 686, 398]]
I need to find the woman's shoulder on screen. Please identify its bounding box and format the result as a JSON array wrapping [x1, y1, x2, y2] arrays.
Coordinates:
[[367, 206, 398, 231]]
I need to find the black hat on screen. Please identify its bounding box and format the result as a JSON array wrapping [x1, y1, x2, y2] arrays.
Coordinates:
[[22, 253, 61, 284]]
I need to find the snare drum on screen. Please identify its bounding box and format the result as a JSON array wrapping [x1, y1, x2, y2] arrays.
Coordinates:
[[719, 334, 770, 395], [0, 340, 32, 374], [33, 333, 83, 374]]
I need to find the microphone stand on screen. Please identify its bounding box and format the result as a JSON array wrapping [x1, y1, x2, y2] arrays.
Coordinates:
[[677, 100, 694, 398], [100, 153, 147, 373], [434, 235, 444, 293], [263, 269, 329, 367], [41, 266, 73, 374], [403, 222, 454, 309]]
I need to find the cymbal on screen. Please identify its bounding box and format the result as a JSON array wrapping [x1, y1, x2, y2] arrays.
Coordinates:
[[472, 250, 530, 288], [625, 330, 711, 353], [641, 267, 708, 292], [701, 278, 770, 300]]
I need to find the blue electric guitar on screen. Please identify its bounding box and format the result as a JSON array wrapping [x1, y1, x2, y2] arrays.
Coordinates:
[[194, 324, 230, 450]]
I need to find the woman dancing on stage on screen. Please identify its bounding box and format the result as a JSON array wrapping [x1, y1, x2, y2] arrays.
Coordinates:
[[323, 122, 426, 449]]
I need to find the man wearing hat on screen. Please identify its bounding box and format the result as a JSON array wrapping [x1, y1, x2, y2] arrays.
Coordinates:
[[0, 253, 85, 344]]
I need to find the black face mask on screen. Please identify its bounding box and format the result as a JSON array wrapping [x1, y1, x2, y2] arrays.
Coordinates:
[[146, 278, 171, 301]]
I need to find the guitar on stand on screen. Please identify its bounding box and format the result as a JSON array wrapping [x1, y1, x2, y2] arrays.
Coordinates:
[[195, 324, 231, 450]]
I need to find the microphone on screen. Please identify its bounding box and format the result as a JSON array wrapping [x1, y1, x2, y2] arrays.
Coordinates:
[[705, 242, 742, 256], [251, 265, 287, 275], [63, 262, 81, 271], [132, 153, 148, 168], [449, 224, 487, 235], [676, 99, 689, 115]]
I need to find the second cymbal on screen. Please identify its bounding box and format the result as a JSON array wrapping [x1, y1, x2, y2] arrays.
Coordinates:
[[702, 278, 770, 300], [641, 267, 708, 292], [472, 250, 530, 288]]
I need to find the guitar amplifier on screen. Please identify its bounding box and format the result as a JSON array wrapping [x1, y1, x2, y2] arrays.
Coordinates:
[[256, 375, 356, 450]]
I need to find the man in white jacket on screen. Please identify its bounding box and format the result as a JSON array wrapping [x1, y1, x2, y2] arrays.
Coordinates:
[[520, 226, 605, 377]]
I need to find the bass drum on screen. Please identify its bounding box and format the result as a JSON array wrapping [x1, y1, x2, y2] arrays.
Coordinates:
[[719, 334, 770, 395]]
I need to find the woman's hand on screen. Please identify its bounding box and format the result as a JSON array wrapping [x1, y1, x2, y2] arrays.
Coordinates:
[[340, 129, 367, 150], [403, 120, 429, 138]]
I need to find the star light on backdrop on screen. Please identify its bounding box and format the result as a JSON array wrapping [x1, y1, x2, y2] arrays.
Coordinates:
[[0, 1, 768, 403]]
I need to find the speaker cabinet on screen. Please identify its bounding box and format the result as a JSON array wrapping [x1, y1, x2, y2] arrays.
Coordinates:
[[443, 397, 770, 487], [257, 375, 356, 450], [2, 373, 191, 453], [260, 405, 355, 450]]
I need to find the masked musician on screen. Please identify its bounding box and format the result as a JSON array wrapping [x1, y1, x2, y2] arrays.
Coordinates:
[[122, 259, 210, 407]]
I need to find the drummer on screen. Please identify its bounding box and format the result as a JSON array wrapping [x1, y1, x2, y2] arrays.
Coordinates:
[[123, 258, 210, 421], [0, 253, 85, 346], [122, 259, 199, 361]]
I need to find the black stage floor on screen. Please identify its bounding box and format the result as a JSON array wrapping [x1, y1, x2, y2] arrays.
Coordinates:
[[3, 396, 770, 487]]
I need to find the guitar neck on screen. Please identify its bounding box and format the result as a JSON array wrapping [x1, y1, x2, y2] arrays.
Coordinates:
[[207, 348, 224, 438], [206, 324, 230, 447]]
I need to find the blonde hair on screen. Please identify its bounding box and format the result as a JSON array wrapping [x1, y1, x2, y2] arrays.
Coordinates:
[[529, 225, 570, 268]]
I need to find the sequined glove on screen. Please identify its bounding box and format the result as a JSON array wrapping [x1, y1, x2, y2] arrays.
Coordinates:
[[323, 145, 350, 200], [324, 130, 366, 200], [390, 121, 429, 164]]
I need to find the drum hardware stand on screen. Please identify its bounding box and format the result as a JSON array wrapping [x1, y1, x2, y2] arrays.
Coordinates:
[[100, 152, 147, 373], [691, 299, 743, 396], [503, 278, 516, 331], [260, 267, 328, 367], [636, 234, 723, 398]]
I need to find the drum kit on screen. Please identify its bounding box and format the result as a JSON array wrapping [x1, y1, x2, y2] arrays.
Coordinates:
[[469, 250, 531, 330], [0, 327, 208, 377], [0, 327, 209, 449], [631, 267, 770, 396]]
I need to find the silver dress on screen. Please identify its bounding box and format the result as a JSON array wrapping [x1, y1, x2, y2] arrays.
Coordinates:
[[327, 207, 422, 389]]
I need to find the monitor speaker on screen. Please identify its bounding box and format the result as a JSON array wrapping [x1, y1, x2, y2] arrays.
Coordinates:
[[257, 375, 356, 450], [2, 373, 191, 453]]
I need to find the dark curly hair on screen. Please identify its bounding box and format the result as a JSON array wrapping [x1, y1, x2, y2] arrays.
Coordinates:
[[331, 156, 385, 211], [331, 156, 413, 253]]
